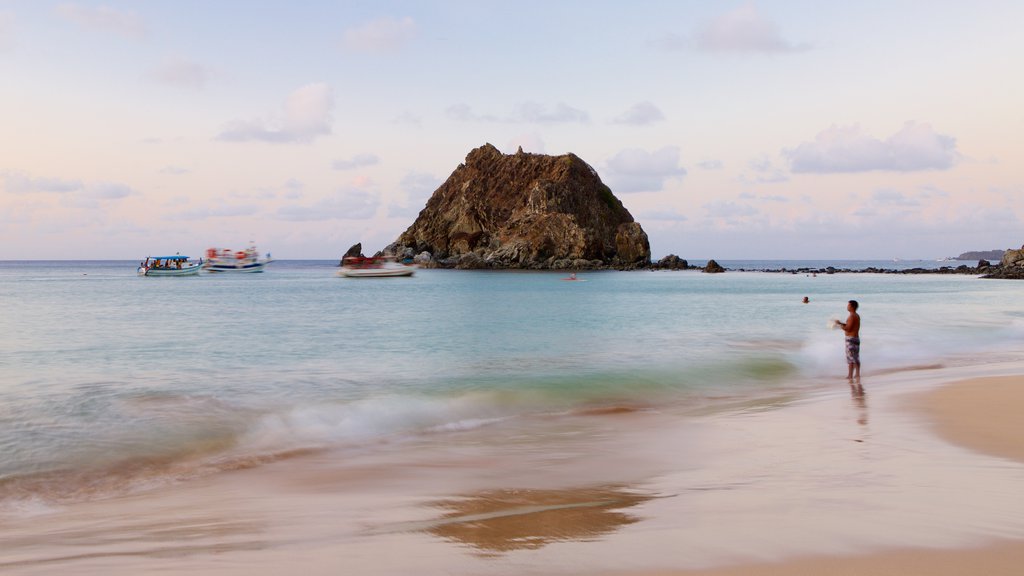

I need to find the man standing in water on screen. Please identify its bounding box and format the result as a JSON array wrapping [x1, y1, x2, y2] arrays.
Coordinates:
[[835, 300, 861, 380]]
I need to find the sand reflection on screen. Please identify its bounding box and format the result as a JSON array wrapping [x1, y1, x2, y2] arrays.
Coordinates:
[[423, 485, 653, 555]]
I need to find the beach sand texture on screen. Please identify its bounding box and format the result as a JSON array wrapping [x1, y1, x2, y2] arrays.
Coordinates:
[[2, 371, 1022, 575], [616, 374, 1024, 576]]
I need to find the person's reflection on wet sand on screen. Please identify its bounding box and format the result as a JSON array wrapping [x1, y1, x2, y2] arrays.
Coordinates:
[[851, 381, 868, 430]]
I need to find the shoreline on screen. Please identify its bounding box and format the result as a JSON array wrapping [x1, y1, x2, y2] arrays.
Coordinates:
[[607, 373, 1024, 576], [3, 365, 1023, 575]]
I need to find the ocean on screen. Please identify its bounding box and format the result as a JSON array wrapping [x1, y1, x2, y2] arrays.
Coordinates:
[[2, 260, 1024, 574]]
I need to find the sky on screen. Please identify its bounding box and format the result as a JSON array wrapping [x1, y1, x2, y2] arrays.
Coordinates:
[[1, 1, 1022, 260]]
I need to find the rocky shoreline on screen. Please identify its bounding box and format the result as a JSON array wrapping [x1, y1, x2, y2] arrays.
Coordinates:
[[644, 253, 1024, 279], [646, 254, 1024, 278]]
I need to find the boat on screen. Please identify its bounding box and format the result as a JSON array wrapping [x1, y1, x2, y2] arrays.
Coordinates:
[[203, 244, 272, 273], [137, 255, 202, 276], [337, 256, 415, 278]]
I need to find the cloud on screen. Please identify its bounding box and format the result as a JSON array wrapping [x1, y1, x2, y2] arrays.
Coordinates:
[[55, 3, 146, 39], [85, 182, 135, 199], [343, 17, 416, 53], [612, 102, 665, 125], [697, 159, 724, 170], [447, 102, 589, 125], [160, 165, 190, 175], [333, 153, 380, 170], [744, 156, 789, 183], [388, 171, 440, 218], [276, 190, 379, 221], [784, 122, 959, 173], [151, 57, 209, 89], [170, 203, 260, 221], [603, 146, 687, 193], [446, 103, 495, 122], [637, 208, 688, 222], [3, 171, 83, 194], [704, 200, 759, 218], [513, 101, 589, 124], [217, 83, 334, 144], [872, 189, 920, 207], [696, 4, 807, 53]]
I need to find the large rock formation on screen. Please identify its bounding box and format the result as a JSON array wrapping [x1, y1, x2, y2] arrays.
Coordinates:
[[384, 144, 650, 270], [983, 244, 1024, 279]]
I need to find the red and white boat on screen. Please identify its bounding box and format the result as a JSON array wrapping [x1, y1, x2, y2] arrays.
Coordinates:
[[337, 256, 415, 278], [203, 243, 272, 273]]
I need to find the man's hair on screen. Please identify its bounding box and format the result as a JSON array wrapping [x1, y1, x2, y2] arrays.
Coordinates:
[[849, 300, 859, 310]]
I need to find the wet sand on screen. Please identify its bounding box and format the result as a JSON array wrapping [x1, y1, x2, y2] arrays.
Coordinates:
[[3, 371, 1024, 575], [613, 374, 1024, 576]]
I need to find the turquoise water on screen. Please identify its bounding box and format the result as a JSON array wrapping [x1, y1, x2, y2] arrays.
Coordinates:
[[2, 260, 1023, 507]]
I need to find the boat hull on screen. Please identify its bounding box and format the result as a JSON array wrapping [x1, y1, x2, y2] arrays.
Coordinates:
[[337, 266, 415, 278], [204, 261, 270, 273], [138, 264, 202, 277]]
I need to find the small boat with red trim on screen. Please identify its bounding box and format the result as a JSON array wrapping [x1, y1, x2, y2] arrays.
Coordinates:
[[203, 244, 272, 273], [338, 256, 415, 278]]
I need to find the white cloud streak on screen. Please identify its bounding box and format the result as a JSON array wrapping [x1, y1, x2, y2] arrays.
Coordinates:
[[333, 153, 380, 170], [612, 102, 665, 125], [276, 190, 378, 221], [217, 83, 334, 144], [604, 146, 687, 193], [695, 4, 807, 53], [86, 182, 135, 199], [3, 171, 83, 194], [784, 122, 959, 173]]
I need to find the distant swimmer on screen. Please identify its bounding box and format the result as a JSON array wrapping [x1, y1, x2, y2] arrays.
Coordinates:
[[833, 300, 861, 382], [802, 296, 810, 303]]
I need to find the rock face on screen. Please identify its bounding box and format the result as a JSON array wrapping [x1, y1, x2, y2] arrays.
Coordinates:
[[1001, 245, 1024, 268], [339, 242, 363, 266], [385, 144, 650, 270], [703, 259, 725, 274], [652, 254, 692, 270], [984, 245, 1024, 279]]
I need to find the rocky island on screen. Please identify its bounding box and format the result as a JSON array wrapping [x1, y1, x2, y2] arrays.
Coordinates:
[[382, 144, 650, 270]]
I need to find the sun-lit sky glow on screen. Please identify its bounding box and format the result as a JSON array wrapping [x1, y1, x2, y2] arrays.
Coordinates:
[[2, 1, 1022, 260]]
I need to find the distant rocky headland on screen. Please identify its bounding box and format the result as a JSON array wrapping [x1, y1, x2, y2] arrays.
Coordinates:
[[954, 249, 1006, 261], [382, 144, 650, 270]]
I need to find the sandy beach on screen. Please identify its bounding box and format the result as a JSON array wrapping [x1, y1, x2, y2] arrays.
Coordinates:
[[612, 374, 1024, 576], [3, 369, 1024, 575]]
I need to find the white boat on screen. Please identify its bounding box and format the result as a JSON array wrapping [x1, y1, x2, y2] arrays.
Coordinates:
[[203, 244, 272, 273], [337, 256, 415, 278], [137, 255, 202, 276]]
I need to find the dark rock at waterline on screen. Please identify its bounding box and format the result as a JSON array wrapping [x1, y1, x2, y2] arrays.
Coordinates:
[[703, 259, 725, 274], [652, 254, 693, 270], [339, 242, 363, 266], [383, 143, 651, 270], [982, 244, 1024, 278]]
